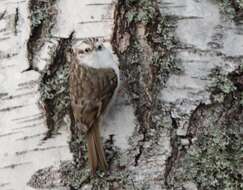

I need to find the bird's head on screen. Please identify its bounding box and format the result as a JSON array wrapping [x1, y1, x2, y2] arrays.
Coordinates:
[[72, 38, 118, 70], [72, 39, 96, 63]]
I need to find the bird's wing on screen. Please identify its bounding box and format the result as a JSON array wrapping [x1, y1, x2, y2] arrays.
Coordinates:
[[69, 62, 118, 132]]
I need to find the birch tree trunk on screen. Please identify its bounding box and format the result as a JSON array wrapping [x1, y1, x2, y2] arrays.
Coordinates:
[[0, 0, 242, 190]]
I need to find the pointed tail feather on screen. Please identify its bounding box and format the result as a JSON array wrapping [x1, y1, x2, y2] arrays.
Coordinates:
[[87, 130, 98, 174], [87, 124, 107, 174], [93, 125, 107, 170]]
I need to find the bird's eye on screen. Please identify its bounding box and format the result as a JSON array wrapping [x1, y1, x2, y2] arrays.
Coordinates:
[[78, 50, 84, 54], [97, 45, 102, 50], [85, 48, 91, 53]]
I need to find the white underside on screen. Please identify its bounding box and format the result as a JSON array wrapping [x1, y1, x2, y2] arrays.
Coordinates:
[[79, 45, 120, 80]]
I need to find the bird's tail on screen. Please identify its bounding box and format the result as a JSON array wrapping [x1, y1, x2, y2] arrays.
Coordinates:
[[87, 122, 107, 174]]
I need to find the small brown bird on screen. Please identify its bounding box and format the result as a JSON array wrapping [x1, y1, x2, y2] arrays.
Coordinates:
[[69, 38, 119, 174]]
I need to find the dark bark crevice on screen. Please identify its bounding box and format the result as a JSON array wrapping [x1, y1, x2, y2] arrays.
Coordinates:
[[26, 0, 57, 71], [14, 8, 19, 35], [112, 0, 176, 169], [164, 113, 179, 188], [230, 0, 243, 18], [0, 10, 7, 20]]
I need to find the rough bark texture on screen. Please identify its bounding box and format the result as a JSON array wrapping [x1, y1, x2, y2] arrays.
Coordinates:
[[0, 0, 243, 190], [157, 0, 243, 189], [27, 0, 57, 71]]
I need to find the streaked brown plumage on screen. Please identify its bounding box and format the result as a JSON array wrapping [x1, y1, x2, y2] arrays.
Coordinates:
[[69, 40, 118, 174]]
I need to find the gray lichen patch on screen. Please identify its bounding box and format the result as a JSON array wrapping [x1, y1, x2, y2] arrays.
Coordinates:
[[209, 68, 237, 103], [29, 0, 56, 30], [28, 160, 134, 190], [28, 165, 63, 189], [66, 117, 134, 189], [39, 34, 73, 139], [217, 0, 243, 19], [165, 67, 243, 190], [60, 161, 133, 190], [182, 124, 243, 190]]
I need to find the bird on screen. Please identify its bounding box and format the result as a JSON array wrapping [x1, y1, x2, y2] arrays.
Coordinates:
[[69, 38, 119, 174]]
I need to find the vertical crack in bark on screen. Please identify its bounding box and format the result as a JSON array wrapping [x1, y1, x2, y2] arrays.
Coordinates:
[[112, 0, 175, 170], [26, 0, 57, 71], [14, 8, 19, 35], [164, 113, 179, 188]]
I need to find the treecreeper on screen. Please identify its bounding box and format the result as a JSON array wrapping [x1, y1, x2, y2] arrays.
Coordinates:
[[69, 38, 120, 174]]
